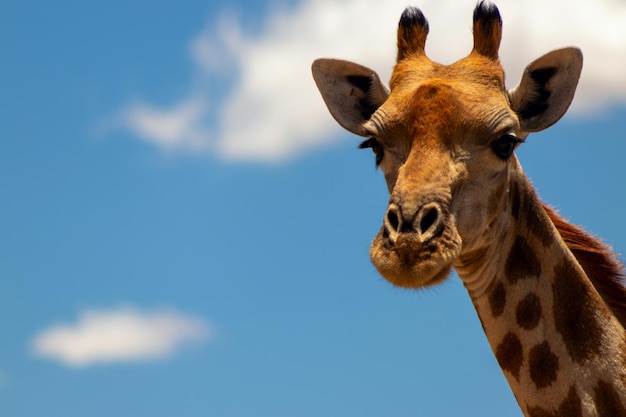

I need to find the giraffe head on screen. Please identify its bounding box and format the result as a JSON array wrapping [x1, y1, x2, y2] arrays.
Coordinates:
[[312, 1, 582, 288]]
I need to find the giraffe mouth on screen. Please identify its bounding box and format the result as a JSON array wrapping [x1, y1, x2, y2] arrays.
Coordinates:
[[369, 221, 462, 288]]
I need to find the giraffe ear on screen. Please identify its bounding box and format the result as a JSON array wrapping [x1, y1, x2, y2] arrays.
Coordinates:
[[312, 59, 389, 137], [508, 48, 583, 132]]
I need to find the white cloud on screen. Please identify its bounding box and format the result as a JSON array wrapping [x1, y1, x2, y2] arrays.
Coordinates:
[[115, 0, 626, 161], [31, 306, 211, 368], [120, 97, 210, 152]]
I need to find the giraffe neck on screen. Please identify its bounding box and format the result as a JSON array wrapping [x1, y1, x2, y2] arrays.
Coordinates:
[[454, 165, 626, 417]]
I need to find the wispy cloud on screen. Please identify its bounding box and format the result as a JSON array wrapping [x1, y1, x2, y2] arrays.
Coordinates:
[[114, 0, 626, 161], [120, 97, 210, 152], [31, 306, 211, 368]]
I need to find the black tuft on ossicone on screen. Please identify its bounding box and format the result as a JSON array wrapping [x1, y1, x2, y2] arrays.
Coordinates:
[[473, 0, 501, 25], [472, 0, 502, 58], [397, 6, 429, 61], [400, 6, 428, 31]]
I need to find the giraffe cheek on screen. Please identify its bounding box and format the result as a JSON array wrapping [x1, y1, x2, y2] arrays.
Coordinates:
[[451, 199, 489, 248], [453, 192, 509, 254]]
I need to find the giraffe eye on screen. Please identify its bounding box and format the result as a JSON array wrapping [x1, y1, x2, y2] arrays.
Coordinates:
[[359, 137, 384, 167], [491, 134, 522, 160]]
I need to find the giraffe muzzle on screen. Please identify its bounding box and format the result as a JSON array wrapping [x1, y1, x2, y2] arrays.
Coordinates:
[[384, 201, 444, 246], [370, 198, 460, 288]]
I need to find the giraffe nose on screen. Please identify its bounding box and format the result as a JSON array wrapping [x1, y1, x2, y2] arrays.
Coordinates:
[[384, 201, 443, 243]]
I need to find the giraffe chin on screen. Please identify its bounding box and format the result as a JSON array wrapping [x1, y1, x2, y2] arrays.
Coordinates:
[[369, 227, 462, 288]]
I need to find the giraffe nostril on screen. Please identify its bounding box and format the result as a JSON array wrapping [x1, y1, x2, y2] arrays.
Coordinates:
[[387, 209, 400, 232], [419, 206, 439, 234], [385, 202, 443, 240]]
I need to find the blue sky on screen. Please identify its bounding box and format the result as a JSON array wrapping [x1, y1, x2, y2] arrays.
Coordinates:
[[2, 0, 626, 416]]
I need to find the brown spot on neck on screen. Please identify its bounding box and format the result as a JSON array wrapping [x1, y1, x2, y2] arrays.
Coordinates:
[[516, 292, 542, 330], [495, 332, 523, 380], [509, 178, 554, 247], [528, 341, 559, 389], [552, 260, 604, 364], [594, 380, 626, 417], [524, 201, 554, 248], [527, 385, 582, 417], [505, 236, 541, 284], [488, 281, 506, 318]]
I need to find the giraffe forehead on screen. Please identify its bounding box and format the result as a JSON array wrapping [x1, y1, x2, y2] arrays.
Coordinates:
[[379, 58, 514, 147], [390, 55, 506, 95]]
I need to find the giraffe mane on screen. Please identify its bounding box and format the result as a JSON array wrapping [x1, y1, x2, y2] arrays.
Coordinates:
[[544, 204, 626, 327]]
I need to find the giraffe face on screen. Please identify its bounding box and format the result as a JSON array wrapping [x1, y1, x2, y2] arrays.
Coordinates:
[[363, 56, 519, 288], [312, 1, 582, 289]]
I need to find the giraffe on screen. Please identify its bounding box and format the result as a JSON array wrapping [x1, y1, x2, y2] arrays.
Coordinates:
[[312, 2, 626, 416]]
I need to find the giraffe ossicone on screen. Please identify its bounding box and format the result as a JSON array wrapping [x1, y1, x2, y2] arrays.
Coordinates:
[[312, 1, 626, 416]]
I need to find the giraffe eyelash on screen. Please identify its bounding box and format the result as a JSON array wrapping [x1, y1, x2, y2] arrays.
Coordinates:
[[359, 137, 384, 167]]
